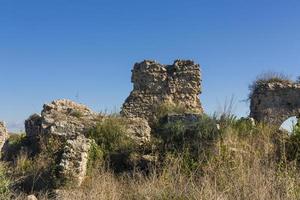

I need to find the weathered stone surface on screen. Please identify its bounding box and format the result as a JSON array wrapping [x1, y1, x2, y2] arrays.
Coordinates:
[[121, 60, 203, 124], [126, 118, 151, 145], [25, 99, 100, 139], [24, 99, 152, 188], [0, 121, 8, 153], [25, 99, 100, 187], [250, 82, 300, 126], [59, 135, 92, 187]]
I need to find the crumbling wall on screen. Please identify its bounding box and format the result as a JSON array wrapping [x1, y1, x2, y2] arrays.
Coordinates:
[[0, 121, 8, 152], [24, 99, 151, 187], [121, 60, 203, 123], [250, 82, 300, 127]]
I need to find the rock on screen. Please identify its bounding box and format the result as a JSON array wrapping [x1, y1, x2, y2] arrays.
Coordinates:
[[0, 121, 8, 153], [250, 82, 300, 127], [25, 99, 100, 142], [27, 195, 38, 200], [25, 99, 101, 187], [59, 135, 92, 187], [25, 114, 42, 140], [121, 60, 203, 125], [126, 118, 151, 145]]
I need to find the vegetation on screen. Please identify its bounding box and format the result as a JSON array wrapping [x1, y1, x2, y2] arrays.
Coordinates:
[[69, 110, 83, 118], [3, 107, 300, 199], [53, 119, 300, 200], [88, 117, 136, 155]]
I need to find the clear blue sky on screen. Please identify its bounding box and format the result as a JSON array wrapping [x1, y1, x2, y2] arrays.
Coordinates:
[[0, 0, 299, 131]]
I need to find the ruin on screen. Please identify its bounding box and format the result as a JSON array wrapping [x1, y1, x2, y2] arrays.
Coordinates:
[[250, 82, 300, 127], [121, 60, 203, 123], [24, 99, 151, 187], [0, 121, 8, 153]]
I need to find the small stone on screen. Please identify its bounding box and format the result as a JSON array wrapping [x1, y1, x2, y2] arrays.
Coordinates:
[[27, 195, 38, 200]]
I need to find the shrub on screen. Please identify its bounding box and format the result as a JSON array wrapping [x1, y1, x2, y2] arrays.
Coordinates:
[[157, 115, 220, 171], [3, 133, 28, 161], [286, 119, 300, 163], [87, 142, 104, 173], [153, 102, 191, 125], [88, 117, 135, 155], [69, 110, 83, 118]]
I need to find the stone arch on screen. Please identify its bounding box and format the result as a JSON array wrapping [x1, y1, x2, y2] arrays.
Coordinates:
[[250, 82, 300, 127], [279, 116, 298, 132]]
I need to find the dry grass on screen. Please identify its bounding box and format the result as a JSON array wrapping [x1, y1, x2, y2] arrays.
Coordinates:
[[53, 124, 300, 200], [3, 115, 300, 200]]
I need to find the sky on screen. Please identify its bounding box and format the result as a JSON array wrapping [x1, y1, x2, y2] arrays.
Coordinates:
[[0, 0, 300, 132]]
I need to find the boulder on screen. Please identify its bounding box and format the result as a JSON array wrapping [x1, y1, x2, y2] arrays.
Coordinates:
[[25, 99, 100, 140], [126, 118, 151, 145]]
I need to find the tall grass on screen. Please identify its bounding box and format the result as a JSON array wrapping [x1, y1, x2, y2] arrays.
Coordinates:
[[4, 114, 300, 200], [55, 119, 300, 200]]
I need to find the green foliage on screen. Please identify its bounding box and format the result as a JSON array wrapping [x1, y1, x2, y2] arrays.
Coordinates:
[[69, 110, 83, 118], [87, 142, 104, 172], [88, 117, 135, 155], [286, 119, 300, 162], [153, 102, 191, 125], [293, 119, 300, 135], [157, 115, 220, 171], [0, 163, 10, 199], [3, 133, 28, 161]]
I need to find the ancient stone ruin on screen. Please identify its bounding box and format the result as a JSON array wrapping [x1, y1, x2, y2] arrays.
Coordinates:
[[24, 99, 151, 187], [250, 82, 300, 127], [0, 121, 8, 153], [121, 60, 203, 123], [25, 99, 100, 186]]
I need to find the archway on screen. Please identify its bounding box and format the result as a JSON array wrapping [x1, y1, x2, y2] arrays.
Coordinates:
[[250, 82, 300, 127], [279, 116, 298, 133]]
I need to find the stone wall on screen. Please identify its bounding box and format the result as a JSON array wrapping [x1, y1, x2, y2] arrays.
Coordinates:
[[250, 82, 300, 127], [121, 60, 203, 123], [24, 99, 151, 187], [0, 121, 8, 153], [25, 99, 100, 186]]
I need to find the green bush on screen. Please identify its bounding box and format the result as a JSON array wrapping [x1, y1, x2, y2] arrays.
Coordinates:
[[69, 110, 83, 118], [286, 119, 300, 162], [88, 117, 135, 155], [157, 115, 220, 171], [87, 142, 104, 172], [154, 102, 189, 120]]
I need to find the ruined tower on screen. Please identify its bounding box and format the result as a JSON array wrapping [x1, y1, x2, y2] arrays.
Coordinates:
[[121, 60, 203, 123]]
